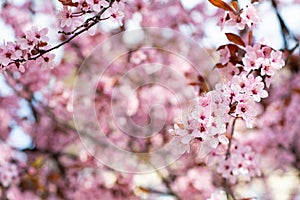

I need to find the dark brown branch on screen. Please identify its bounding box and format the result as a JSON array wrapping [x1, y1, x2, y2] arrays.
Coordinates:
[[154, 169, 181, 200], [226, 117, 237, 160], [224, 117, 237, 200], [7, 0, 115, 67], [5, 72, 40, 122], [137, 186, 180, 197], [271, 0, 298, 49]]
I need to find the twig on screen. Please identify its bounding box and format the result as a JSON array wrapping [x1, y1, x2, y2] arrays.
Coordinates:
[[271, 0, 298, 49], [137, 186, 180, 197], [224, 117, 237, 200], [226, 118, 237, 160], [149, 164, 181, 200]]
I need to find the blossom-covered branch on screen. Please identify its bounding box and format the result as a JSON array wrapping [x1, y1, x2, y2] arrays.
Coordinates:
[[0, 0, 124, 72]]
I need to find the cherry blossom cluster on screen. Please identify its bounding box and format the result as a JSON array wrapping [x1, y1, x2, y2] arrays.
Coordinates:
[[171, 1, 285, 192], [218, 4, 260, 30], [0, 0, 299, 199], [219, 43, 285, 82], [75, 0, 110, 12], [170, 47, 282, 155], [216, 143, 261, 184], [243, 44, 285, 77], [58, 0, 125, 28], [0, 26, 55, 72], [170, 90, 230, 156], [219, 74, 266, 126], [0, 142, 24, 188], [170, 75, 265, 183]]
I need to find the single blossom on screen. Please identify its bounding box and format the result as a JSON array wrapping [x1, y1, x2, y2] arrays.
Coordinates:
[[261, 58, 275, 76], [270, 50, 285, 70], [248, 75, 268, 102], [25, 26, 49, 46], [107, 2, 125, 25], [37, 53, 56, 69], [58, 6, 74, 28], [240, 4, 261, 27], [219, 46, 230, 65], [242, 52, 263, 72], [86, 0, 109, 12]]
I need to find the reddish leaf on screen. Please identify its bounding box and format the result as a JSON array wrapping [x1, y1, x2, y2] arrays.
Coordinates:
[[225, 132, 232, 139], [38, 41, 48, 47], [217, 44, 240, 53], [188, 76, 210, 94], [137, 187, 150, 193], [31, 49, 39, 56], [230, 1, 239, 11], [208, 0, 234, 12], [217, 44, 246, 65], [225, 33, 246, 47], [217, 44, 242, 57], [239, 198, 258, 200], [215, 63, 227, 68], [58, 0, 78, 7], [293, 88, 300, 94], [198, 75, 210, 93], [248, 30, 253, 45], [189, 82, 200, 86]]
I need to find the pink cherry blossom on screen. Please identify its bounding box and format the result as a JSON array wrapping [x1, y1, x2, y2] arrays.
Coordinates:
[[218, 62, 240, 80], [261, 58, 275, 76], [216, 143, 260, 184], [58, 6, 75, 28], [248, 75, 268, 101], [240, 4, 261, 27], [37, 53, 56, 69], [74, 0, 92, 11], [25, 26, 49, 46], [270, 50, 285, 70], [107, 2, 125, 25], [86, 0, 109, 12], [219, 46, 230, 65], [0, 0, 297, 199], [217, 4, 260, 30], [242, 52, 264, 72], [235, 98, 257, 127], [130, 50, 147, 64], [0, 44, 13, 67]]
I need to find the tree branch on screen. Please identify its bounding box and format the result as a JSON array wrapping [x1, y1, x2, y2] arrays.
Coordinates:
[[224, 117, 237, 200], [7, 0, 115, 67], [271, 0, 298, 50]]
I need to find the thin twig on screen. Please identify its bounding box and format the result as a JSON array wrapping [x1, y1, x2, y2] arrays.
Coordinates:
[[271, 0, 297, 49], [224, 117, 237, 200], [226, 118, 237, 160]]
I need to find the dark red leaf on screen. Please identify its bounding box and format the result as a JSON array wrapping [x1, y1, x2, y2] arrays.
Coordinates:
[[218, 44, 240, 53], [230, 1, 239, 11], [248, 30, 253, 45], [58, 0, 78, 7], [208, 0, 235, 12], [215, 63, 227, 68], [197, 75, 210, 93], [225, 33, 246, 47]]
